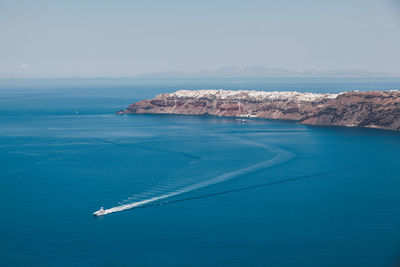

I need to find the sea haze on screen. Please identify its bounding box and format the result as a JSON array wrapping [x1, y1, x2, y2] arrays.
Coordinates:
[[1, 78, 400, 266]]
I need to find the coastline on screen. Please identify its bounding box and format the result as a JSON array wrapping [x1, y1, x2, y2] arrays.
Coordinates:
[[120, 89, 400, 131]]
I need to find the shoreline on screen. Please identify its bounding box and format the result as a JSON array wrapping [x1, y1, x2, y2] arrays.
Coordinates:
[[120, 89, 400, 132]]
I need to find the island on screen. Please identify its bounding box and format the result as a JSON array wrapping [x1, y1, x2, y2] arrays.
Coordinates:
[[120, 89, 400, 131]]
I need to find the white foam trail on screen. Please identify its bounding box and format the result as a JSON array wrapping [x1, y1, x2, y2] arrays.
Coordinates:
[[98, 144, 294, 215]]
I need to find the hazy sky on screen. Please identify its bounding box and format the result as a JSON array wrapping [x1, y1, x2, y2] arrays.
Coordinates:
[[1, 0, 400, 77]]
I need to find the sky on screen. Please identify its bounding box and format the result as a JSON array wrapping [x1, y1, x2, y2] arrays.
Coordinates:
[[0, 0, 400, 77]]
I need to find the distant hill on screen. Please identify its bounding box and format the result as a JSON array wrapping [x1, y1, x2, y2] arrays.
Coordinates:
[[139, 66, 400, 78]]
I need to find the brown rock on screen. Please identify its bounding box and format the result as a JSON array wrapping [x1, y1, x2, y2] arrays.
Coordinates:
[[124, 90, 400, 131]]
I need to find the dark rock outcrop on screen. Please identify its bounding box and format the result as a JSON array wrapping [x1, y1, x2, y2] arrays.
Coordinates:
[[123, 89, 400, 131]]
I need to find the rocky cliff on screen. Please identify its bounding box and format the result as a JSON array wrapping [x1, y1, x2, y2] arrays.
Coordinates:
[[122, 89, 400, 131]]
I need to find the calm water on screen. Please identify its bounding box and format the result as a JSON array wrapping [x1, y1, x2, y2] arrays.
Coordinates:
[[1, 78, 400, 266]]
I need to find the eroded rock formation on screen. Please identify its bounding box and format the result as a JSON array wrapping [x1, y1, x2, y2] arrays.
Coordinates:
[[123, 89, 400, 131]]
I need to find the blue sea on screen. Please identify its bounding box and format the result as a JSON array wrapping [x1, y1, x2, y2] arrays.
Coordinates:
[[1, 78, 400, 266]]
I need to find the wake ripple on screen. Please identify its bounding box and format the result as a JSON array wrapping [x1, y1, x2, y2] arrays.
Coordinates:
[[95, 141, 294, 216]]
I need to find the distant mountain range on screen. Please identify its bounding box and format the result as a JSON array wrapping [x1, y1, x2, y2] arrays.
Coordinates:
[[138, 66, 400, 78], [2, 65, 400, 79]]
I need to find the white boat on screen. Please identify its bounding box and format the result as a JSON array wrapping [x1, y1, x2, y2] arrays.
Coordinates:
[[93, 207, 106, 216]]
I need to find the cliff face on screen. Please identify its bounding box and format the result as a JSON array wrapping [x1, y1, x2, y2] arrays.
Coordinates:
[[124, 90, 400, 131]]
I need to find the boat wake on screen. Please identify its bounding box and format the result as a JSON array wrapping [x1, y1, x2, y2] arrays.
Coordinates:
[[93, 140, 294, 216]]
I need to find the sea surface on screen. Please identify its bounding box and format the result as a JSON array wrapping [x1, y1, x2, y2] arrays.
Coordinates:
[[1, 78, 400, 266]]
